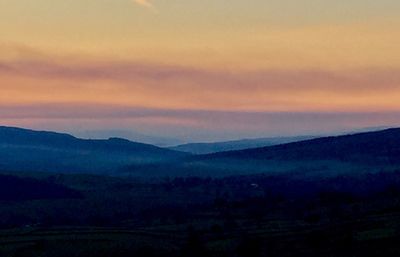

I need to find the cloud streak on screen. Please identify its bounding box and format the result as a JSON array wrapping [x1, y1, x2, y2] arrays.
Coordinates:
[[1, 103, 400, 141], [0, 58, 399, 94], [132, 0, 156, 11], [1, 47, 400, 115]]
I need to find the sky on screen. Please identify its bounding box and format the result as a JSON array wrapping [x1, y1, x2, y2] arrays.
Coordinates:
[[1, 0, 400, 143]]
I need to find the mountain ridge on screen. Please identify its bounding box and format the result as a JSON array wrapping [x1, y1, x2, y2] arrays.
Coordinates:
[[169, 136, 316, 154], [199, 128, 400, 162], [0, 126, 187, 174]]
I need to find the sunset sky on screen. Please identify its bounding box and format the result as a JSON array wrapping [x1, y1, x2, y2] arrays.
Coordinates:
[[1, 0, 400, 142]]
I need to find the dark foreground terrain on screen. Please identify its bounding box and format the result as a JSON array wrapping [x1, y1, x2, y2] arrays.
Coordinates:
[[1, 171, 400, 257]]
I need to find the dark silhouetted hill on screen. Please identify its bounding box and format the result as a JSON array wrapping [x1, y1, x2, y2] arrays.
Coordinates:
[[201, 128, 400, 164], [0, 126, 187, 174], [151, 128, 400, 178]]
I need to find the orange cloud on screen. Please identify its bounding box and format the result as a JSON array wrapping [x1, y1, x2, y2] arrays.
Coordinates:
[[1, 57, 400, 113], [132, 0, 154, 9]]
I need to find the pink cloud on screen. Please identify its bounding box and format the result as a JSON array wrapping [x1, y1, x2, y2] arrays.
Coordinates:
[[0, 58, 399, 94]]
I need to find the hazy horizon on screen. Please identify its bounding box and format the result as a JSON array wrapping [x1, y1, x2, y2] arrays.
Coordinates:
[[1, 0, 400, 142], [0, 122, 394, 146]]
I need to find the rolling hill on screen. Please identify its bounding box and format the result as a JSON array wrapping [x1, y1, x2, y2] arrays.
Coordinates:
[[118, 128, 400, 178], [169, 136, 315, 154], [201, 128, 400, 163], [0, 126, 187, 174], [2, 126, 400, 178], [177, 128, 400, 177]]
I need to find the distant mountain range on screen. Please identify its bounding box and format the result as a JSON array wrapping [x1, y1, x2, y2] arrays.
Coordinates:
[[2, 125, 400, 178], [73, 129, 184, 147], [0, 126, 186, 174], [169, 136, 316, 154]]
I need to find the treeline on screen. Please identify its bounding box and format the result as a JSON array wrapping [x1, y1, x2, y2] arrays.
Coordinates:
[[0, 174, 81, 201]]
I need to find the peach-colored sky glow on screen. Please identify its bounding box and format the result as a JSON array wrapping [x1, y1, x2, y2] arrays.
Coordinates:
[[1, 0, 400, 141]]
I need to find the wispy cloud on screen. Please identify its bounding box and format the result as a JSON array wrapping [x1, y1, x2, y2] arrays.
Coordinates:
[[132, 0, 157, 11], [0, 58, 399, 94], [1, 103, 400, 141]]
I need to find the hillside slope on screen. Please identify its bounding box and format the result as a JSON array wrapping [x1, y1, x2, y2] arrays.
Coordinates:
[[169, 136, 315, 154], [201, 128, 400, 164], [0, 126, 187, 174], [157, 128, 400, 178]]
